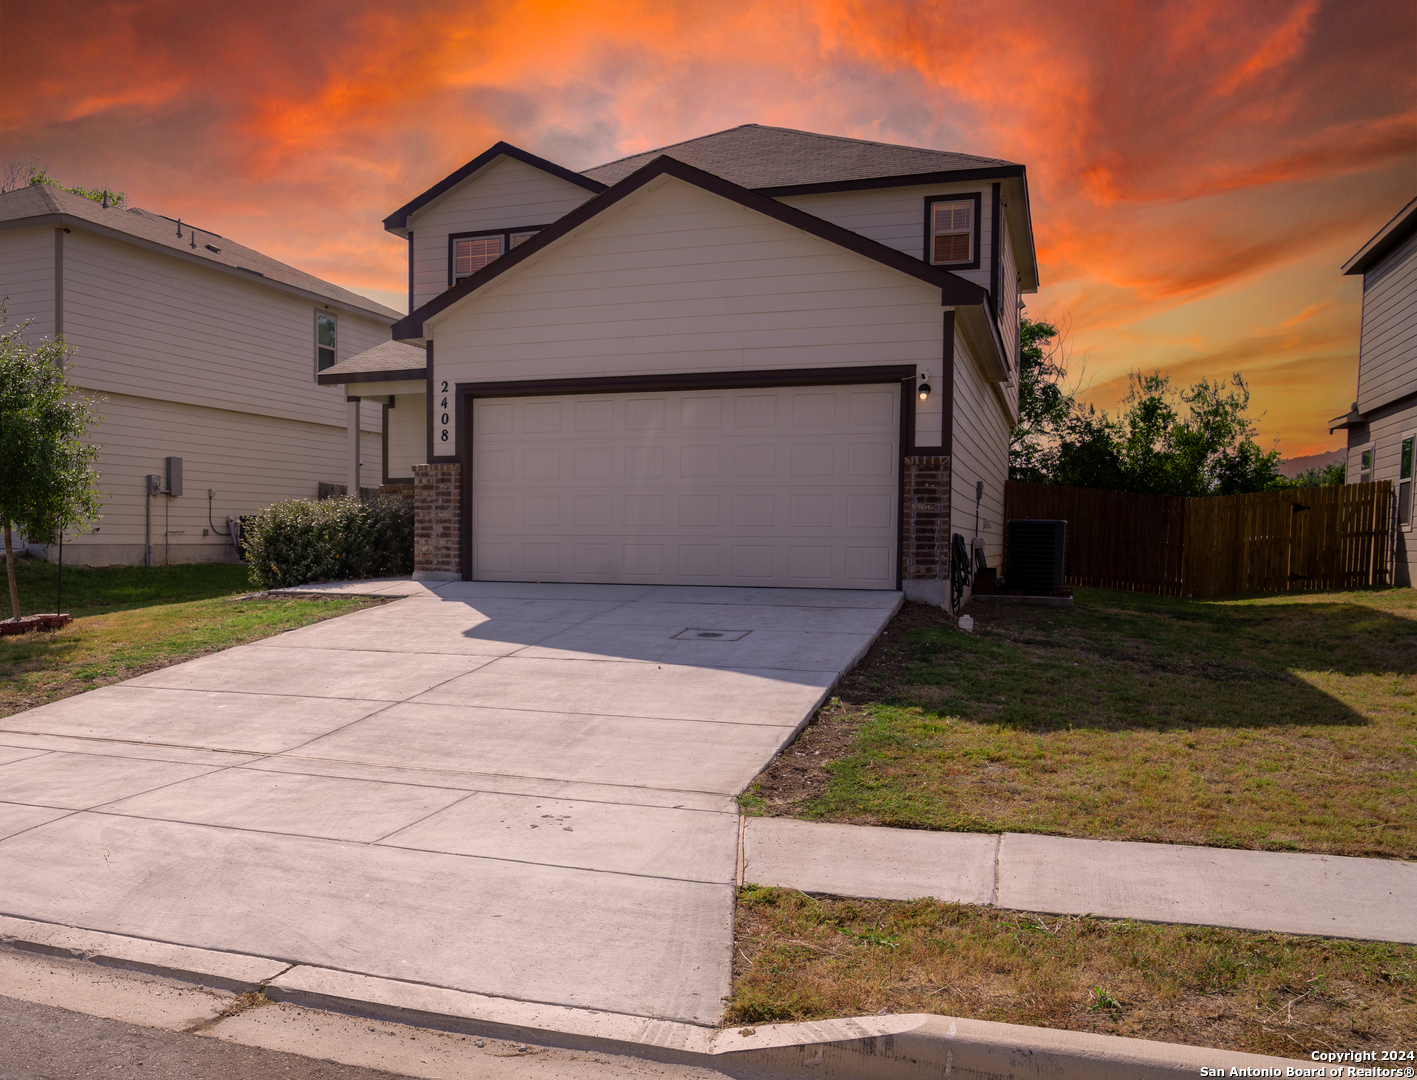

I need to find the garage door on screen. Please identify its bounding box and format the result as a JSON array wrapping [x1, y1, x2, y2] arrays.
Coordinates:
[[470, 384, 899, 589]]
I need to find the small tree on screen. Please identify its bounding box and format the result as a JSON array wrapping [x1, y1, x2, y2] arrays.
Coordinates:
[[0, 313, 102, 619], [1010, 315, 1074, 482]]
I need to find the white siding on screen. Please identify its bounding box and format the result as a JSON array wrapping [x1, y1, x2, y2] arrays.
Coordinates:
[[408, 156, 597, 310], [58, 392, 378, 565], [427, 176, 943, 453], [998, 210, 1021, 377], [775, 182, 995, 293], [950, 323, 1009, 573], [386, 392, 427, 480], [61, 230, 387, 433], [0, 226, 56, 340], [1357, 229, 1417, 413]]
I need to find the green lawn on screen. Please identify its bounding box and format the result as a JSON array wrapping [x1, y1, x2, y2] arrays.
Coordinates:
[[741, 587, 1417, 858], [0, 557, 380, 718], [730, 888, 1416, 1057]]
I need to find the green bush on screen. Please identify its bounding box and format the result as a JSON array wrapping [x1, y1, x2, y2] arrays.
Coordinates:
[[244, 496, 413, 589]]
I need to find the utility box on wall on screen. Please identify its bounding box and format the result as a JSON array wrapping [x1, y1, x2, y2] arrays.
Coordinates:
[[165, 457, 183, 497]]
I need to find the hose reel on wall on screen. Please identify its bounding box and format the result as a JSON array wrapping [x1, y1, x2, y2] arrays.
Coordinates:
[[950, 532, 972, 611]]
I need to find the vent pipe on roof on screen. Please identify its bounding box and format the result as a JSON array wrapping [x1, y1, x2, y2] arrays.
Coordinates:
[[176, 218, 183, 238]]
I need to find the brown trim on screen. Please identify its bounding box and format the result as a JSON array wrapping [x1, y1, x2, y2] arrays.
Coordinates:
[[452, 364, 918, 400], [941, 310, 955, 456], [754, 164, 1026, 199], [383, 142, 607, 233], [924, 191, 982, 273], [393, 156, 989, 339], [989, 183, 1001, 303], [53, 228, 64, 337], [447, 224, 549, 289], [455, 364, 915, 588], [406, 232, 414, 314], [1343, 196, 1417, 276], [318, 366, 427, 386]]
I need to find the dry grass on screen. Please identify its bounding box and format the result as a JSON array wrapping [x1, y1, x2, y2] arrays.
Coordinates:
[[729, 887, 1417, 1058], [741, 587, 1417, 858]]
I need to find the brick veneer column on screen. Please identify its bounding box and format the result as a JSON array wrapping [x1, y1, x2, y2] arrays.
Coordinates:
[[902, 455, 952, 608], [412, 462, 461, 581]]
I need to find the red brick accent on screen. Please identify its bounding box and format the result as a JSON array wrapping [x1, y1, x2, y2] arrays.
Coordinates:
[[902, 455, 952, 580], [412, 463, 461, 576]]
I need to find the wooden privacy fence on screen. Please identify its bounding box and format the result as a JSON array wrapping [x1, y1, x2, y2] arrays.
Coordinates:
[[1004, 480, 1394, 598]]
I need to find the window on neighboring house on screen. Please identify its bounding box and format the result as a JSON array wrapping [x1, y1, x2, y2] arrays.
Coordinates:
[[1399, 436, 1414, 528], [316, 312, 336, 372], [929, 199, 975, 265], [1359, 447, 1373, 483], [450, 227, 544, 285]]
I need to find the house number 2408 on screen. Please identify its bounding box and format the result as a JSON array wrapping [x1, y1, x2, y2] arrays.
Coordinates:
[[439, 381, 450, 444]]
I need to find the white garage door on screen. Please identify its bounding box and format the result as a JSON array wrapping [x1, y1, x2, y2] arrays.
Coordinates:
[[471, 384, 899, 589]]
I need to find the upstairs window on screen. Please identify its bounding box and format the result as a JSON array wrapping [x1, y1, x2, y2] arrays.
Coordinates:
[[315, 312, 336, 372], [924, 193, 981, 269], [1400, 436, 1413, 528], [1359, 447, 1373, 483], [450, 227, 545, 286]]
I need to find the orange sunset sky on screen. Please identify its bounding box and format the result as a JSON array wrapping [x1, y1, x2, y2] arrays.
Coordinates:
[[2, 0, 1413, 456]]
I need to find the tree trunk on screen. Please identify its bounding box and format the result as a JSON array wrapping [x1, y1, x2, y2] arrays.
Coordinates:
[[3, 522, 18, 621]]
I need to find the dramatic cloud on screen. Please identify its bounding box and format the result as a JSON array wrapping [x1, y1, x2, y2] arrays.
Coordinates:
[[3, 0, 1411, 454]]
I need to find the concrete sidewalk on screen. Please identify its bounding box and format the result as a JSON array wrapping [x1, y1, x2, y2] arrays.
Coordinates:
[[744, 818, 1416, 942], [0, 580, 901, 1029]]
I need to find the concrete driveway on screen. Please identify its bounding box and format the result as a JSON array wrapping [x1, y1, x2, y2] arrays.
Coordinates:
[[0, 581, 899, 1028]]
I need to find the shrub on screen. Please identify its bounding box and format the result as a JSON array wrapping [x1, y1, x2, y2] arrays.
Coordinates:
[[244, 496, 413, 589]]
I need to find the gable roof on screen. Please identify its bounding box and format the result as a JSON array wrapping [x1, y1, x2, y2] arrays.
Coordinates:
[[1343, 196, 1417, 276], [391, 154, 990, 342], [382, 142, 607, 235], [582, 124, 1019, 192], [0, 184, 400, 321]]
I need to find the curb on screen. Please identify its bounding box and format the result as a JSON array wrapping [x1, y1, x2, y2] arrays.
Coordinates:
[[0, 914, 1308, 1079]]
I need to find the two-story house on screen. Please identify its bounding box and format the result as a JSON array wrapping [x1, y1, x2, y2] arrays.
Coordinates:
[[319, 125, 1038, 605], [0, 183, 396, 566], [1332, 196, 1416, 587]]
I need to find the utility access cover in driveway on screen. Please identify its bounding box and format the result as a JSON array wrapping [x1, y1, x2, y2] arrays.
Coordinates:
[[0, 581, 899, 1027]]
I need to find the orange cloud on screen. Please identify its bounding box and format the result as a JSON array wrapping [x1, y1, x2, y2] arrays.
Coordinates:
[[2, 0, 1412, 455]]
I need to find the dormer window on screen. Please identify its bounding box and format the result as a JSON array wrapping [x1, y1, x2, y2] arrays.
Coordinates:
[[450, 227, 544, 286], [925, 193, 982, 270]]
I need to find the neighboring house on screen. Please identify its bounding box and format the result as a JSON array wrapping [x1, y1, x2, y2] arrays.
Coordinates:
[[320, 124, 1038, 605], [1332, 196, 1417, 588], [0, 183, 398, 566]]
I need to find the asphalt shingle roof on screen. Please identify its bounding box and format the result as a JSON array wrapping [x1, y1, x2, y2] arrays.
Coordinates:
[[582, 124, 1016, 189], [320, 339, 427, 377], [0, 184, 400, 321]]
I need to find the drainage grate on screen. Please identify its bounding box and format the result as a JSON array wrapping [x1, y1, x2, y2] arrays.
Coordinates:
[[671, 628, 751, 641]]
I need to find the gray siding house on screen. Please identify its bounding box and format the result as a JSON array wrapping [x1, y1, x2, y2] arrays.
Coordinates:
[[0, 184, 398, 565], [1333, 196, 1417, 587]]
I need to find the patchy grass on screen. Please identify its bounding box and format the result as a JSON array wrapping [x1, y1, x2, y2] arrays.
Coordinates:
[[729, 887, 1417, 1058], [742, 587, 1417, 858], [0, 557, 381, 718]]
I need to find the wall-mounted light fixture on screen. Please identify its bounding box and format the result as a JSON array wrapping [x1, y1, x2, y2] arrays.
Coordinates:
[[916, 372, 932, 401]]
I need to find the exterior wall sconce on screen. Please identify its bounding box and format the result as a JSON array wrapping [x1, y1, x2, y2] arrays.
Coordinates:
[[917, 372, 931, 401]]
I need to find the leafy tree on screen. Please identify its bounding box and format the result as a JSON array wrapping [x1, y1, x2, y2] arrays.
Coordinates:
[[0, 159, 126, 208], [1292, 461, 1346, 487], [1010, 315, 1073, 482], [0, 313, 102, 619]]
